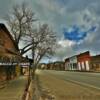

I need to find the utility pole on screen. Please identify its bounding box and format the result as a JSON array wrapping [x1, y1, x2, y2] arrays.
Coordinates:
[[26, 55, 31, 84]]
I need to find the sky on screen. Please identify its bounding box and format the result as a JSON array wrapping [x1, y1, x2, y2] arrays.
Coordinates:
[[0, 0, 100, 63]]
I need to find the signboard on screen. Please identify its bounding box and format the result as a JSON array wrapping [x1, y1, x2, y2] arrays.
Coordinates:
[[0, 62, 30, 67]]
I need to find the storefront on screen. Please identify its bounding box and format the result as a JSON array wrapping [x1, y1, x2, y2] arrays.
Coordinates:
[[0, 23, 22, 81], [90, 55, 100, 71], [77, 51, 91, 71], [69, 56, 78, 70]]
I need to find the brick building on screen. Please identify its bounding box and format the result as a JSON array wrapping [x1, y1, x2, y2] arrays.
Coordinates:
[[77, 51, 91, 71]]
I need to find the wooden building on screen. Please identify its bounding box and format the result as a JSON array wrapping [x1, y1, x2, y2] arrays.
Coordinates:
[[69, 56, 77, 70], [90, 55, 100, 72], [46, 63, 54, 70], [0, 23, 22, 81], [65, 58, 70, 70], [45, 61, 64, 71], [53, 61, 64, 70], [38, 63, 47, 69], [65, 56, 78, 71]]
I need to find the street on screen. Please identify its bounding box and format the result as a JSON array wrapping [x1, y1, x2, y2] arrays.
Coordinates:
[[36, 69, 100, 100], [43, 70, 100, 90]]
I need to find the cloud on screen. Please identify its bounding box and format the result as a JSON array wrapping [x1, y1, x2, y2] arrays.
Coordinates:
[[54, 39, 76, 61], [58, 39, 75, 47], [74, 25, 100, 55]]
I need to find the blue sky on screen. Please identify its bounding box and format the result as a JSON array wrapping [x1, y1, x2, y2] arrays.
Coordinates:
[[0, 0, 100, 62], [63, 25, 97, 42]]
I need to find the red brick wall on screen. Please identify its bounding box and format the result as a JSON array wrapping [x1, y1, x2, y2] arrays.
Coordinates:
[[77, 52, 91, 62], [77, 51, 91, 71]]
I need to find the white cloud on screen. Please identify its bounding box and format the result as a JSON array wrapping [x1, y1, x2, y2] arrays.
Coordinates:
[[58, 39, 75, 47], [54, 39, 77, 61]]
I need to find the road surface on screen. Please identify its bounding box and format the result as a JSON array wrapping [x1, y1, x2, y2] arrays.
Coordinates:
[[43, 70, 100, 90], [36, 70, 100, 100]]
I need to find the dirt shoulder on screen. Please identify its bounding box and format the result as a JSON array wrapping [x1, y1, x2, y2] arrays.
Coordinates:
[[36, 70, 100, 100]]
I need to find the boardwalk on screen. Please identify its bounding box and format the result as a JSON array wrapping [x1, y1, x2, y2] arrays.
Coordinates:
[[0, 76, 27, 100]]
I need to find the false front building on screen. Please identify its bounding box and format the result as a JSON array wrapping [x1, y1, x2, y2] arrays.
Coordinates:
[[65, 51, 91, 71], [0, 23, 22, 81], [90, 55, 100, 72], [65, 56, 78, 71], [77, 51, 91, 71]]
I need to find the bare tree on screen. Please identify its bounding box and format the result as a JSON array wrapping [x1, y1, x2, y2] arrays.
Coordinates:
[[5, 2, 57, 71], [5, 2, 37, 52], [24, 23, 57, 70]]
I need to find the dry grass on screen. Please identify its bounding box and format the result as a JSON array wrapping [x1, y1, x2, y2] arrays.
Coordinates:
[[37, 70, 100, 100]]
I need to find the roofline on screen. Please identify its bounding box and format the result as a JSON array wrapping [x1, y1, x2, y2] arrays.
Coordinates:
[[65, 51, 90, 60], [77, 51, 90, 57], [0, 23, 19, 51]]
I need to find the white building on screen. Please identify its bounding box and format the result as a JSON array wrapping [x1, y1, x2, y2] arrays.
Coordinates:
[[69, 56, 78, 70]]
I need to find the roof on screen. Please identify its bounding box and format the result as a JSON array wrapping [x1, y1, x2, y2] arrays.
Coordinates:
[[65, 58, 69, 62], [54, 61, 64, 64], [91, 55, 100, 59], [77, 51, 90, 57], [65, 51, 90, 61], [0, 23, 18, 51]]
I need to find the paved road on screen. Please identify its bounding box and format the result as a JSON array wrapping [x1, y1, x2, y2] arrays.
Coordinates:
[[39, 70, 100, 90]]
